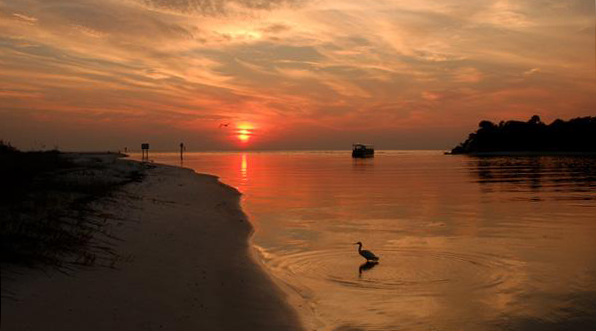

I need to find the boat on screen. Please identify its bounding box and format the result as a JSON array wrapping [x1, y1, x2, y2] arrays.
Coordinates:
[[352, 143, 374, 158]]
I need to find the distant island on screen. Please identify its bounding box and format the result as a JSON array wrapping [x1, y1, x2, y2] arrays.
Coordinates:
[[449, 115, 596, 155]]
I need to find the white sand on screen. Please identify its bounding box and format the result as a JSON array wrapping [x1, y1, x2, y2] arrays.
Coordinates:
[[1, 159, 303, 331]]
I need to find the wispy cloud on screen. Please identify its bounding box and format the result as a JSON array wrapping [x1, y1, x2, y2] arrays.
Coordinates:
[[0, 0, 594, 150]]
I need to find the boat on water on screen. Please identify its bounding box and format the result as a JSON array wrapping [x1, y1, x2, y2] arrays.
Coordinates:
[[352, 143, 374, 158]]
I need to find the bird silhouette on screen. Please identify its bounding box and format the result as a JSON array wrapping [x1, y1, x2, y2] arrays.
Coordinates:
[[354, 242, 379, 262], [218, 123, 230, 128]]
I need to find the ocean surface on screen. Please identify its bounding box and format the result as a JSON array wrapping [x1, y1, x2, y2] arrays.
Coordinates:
[[133, 151, 596, 331]]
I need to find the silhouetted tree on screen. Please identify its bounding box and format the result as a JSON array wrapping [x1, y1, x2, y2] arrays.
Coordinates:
[[450, 115, 596, 154], [0, 140, 17, 153], [528, 115, 542, 125]]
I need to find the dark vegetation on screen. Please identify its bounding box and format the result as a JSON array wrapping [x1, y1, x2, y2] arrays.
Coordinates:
[[450, 116, 596, 154], [0, 141, 145, 279]]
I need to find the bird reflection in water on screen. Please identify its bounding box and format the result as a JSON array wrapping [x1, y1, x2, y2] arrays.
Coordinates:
[[359, 261, 379, 277]]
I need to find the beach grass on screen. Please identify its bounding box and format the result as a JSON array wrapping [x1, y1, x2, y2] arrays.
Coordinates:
[[0, 141, 144, 275]]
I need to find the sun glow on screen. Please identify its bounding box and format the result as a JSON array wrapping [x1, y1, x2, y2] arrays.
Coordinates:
[[235, 123, 254, 144], [238, 129, 250, 143]]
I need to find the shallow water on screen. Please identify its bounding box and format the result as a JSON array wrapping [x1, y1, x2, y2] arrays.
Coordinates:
[[135, 151, 596, 331]]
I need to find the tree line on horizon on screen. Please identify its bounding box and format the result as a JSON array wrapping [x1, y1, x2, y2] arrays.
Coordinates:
[[450, 115, 596, 154]]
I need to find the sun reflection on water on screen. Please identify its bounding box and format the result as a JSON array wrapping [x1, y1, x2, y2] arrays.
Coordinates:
[[240, 153, 248, 183]]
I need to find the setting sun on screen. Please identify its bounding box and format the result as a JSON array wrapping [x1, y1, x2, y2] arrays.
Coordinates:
[[235, 123, 254, 144], [238, 129, 250, 143]]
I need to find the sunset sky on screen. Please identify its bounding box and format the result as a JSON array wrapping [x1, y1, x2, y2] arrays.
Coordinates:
[[1, 0, 594, 151]]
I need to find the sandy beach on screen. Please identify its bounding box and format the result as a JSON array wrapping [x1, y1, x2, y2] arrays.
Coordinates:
[[1, 156, 303, 331]]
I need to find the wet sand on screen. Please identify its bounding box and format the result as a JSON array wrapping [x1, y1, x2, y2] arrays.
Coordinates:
[[1, 158, 303, 331]]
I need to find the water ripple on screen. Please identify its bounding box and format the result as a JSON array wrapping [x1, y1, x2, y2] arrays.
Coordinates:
[[264, 247, 522, 296]]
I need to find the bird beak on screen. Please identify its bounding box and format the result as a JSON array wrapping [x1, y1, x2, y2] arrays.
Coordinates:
[[353, 242, 358, 245]]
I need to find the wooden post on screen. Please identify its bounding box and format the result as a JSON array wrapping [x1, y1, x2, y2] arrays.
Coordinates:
[[180, 142, 186, 162]]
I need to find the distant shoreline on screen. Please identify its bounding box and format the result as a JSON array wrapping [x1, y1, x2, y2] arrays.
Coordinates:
[[445, 151, 596, 156], [449, 116, 596, 155]]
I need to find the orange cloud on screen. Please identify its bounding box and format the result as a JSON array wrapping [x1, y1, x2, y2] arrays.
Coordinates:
[[0, 0, 594, 150]]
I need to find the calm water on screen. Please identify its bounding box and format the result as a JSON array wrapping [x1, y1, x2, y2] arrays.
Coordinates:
[[134, 151, 596, 331]]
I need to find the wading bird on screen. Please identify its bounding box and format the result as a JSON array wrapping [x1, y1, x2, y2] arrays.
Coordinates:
[[354, 242, 379, 262]]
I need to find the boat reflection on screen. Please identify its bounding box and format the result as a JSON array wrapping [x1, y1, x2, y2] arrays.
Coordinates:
[[352, 158, 375, 172]]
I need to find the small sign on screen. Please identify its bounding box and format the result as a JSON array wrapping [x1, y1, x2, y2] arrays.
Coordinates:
[[141, 143, 150, 161]]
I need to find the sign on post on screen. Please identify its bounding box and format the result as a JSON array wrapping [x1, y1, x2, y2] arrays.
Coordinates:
[[141, 143, 149, 161]]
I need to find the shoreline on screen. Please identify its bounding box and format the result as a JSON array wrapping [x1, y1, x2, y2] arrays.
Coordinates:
[[249, 242, 322, 331], [1, 156, 304, 330]]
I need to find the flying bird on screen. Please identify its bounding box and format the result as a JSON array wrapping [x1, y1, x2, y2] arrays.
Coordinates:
[[354, 241, 379, 262], [218, 123, 230, 128]]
